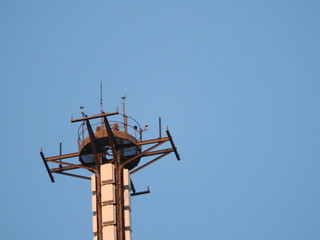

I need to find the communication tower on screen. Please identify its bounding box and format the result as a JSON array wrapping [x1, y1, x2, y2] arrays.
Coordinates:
[[40, 94, 180, 240]]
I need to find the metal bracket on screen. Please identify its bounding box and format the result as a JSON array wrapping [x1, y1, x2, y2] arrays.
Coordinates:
[[131, 186, 150, 197]]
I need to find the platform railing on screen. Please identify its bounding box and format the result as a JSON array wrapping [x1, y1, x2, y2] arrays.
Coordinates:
[[77, 115, 143, 148]]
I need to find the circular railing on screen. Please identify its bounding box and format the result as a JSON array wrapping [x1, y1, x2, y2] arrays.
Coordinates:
[[77, 114, 143, 148]]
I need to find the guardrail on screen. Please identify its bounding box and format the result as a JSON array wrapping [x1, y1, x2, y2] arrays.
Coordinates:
[[77, 114, 143, 148]]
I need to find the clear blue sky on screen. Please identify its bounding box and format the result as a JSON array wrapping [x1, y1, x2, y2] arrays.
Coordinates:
[[1, 1, 320, 240]]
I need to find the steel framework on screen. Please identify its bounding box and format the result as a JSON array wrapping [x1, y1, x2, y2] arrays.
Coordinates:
[[40, 107, 180, 240]]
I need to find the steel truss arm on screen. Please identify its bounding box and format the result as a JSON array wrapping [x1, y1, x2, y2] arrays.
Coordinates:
[[47, 159, 97, 172], [55, 172, 91, 180], [130, 152, 171, 174], [41, 151, 96, 182], [136, 137, 170, 146], [45, 152, 80, 162], [117, 137, 170, 150], [120, 141, 166, 167], [71, 111, 119, 123], [50, 165, 86, 173], [141, 148, 174, 157]]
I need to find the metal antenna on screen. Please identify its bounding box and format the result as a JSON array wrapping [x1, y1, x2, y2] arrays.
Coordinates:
[[59, 142, 62, 159], [80, 106, 85, 140], [59, 142, 63, 168], [159, 117, 162, 138], [121, 94, 128, 133], [100, 82, 105, 126], [80, 106, 85, 117], [100, 82, 103, 113], [121, 94, 127, 105]]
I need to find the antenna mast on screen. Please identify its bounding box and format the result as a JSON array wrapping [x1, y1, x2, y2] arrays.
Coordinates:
[[122, 94, 128, 133], [100, 82, 104, 126], [100, 82, 103, 113]]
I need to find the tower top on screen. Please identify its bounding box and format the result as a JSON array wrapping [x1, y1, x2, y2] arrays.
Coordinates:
[[39, 94, 180, 240]]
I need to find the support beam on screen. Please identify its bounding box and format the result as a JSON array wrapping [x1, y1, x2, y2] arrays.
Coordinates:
[[103, 114, 118, 157], [86, 119, 100, 166], [71, 111, 119, 123], [136, 137, 169, 146], [55, 172, 91, 180], [50, 165, 81, 173], [140, 148, 174, 158], [46, 152, 80, 162], [120, 141, 166, 167], [130, 152, 170, 175], [130, 179, 136, 194], [131, 186, 150, 196], [117, 137, 169, 149], [47, 159, 97, 172]]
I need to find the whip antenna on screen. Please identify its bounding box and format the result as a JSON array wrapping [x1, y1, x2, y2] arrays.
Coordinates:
[[100, 82, 103, 113]]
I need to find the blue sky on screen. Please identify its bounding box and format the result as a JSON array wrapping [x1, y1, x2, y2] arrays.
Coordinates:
[[1, 1, 320, 239]]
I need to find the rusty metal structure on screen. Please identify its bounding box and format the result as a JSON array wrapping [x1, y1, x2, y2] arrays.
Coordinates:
[[40, 95, 180, 240]]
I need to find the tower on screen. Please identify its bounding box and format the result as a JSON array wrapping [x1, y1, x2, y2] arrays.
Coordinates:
[[40, 95, 180, 240]]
